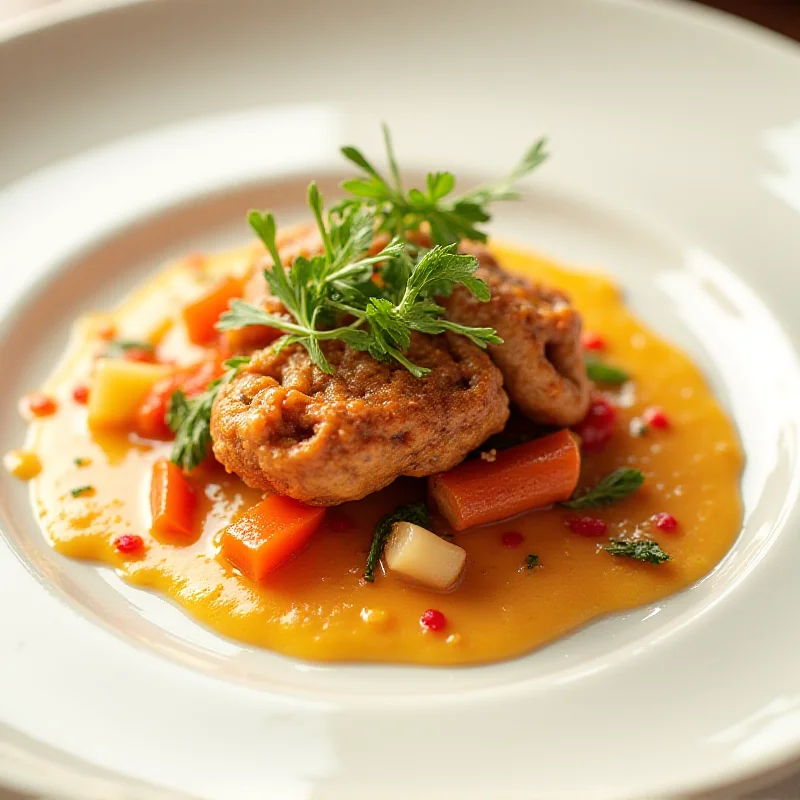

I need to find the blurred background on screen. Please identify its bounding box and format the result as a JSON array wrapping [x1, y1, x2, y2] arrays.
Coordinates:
[[0, 0, 799, 40]]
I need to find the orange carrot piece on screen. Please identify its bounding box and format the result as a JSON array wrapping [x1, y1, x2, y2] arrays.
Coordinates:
[[150, 458, 196, 540], [220, 495, 326, 582], [429, 429, 581, 531], [182, 275, 246, 345]]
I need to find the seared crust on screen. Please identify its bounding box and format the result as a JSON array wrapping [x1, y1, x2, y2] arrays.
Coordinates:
[[211, 333, 509, 505], [442, 242, 591, 427]]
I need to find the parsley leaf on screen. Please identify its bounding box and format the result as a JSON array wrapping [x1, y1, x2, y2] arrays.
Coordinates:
[[70, 485, 95, 497], [586, 358, 630, 385], [364, 502, 430, 582], [218, 183, 501, 378], [525, 554, 541, 570], [339, 128, 548, 245], [167, 356, 250, 472], [563, 467, 644, 509], [605, 539, 671, 565]]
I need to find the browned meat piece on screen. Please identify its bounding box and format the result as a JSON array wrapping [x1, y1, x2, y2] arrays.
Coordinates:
[[211, 333, 509, 506], [442, 243, 591, 427]]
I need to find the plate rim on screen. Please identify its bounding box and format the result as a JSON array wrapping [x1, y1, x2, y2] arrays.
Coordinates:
[[3, 0, 800, 798]]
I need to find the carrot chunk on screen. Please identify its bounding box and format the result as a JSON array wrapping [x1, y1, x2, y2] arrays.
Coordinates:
[[150, 458, 196, 540], [182, 276, 246, 345], [429, 429, 581, 531], [220, 495, 326, 582]]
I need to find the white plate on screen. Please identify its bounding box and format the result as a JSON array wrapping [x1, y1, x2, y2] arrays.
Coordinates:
[[2, 1, 800, 797]]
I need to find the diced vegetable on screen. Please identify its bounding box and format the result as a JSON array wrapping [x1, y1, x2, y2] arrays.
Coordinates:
[[134, 358, 224, 440], [220, 494, 325, 582], [383, 521, 466, 592], [150, 458, 196, 541], [429, 429, 581, 531], [3, 449, 42, 480], [88, 359, 172, 429], [182, 275, 246, 345]]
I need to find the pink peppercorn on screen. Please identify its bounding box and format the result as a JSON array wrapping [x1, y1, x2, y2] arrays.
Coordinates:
[[653, 512, 678, 532], [643, 406, 670, 430], [581, 331, 606, 352], [566, 517, 608, 537], [420, 609, 447, 632], [114, 534, 144, 554]]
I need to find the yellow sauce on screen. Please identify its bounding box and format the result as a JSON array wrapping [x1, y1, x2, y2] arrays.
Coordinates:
[[24, 243, 743, 664]]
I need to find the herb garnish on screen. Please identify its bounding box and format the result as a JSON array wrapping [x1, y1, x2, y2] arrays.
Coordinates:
[[73, 457, 89, 467], [604, 539, 671, 564], [364, 502, 430, 582], [219, 185, 501, 378], [586, 358, 629, 385], [70, 485, 94, 497], [166, 356, 250, 471], [218, 128, 547, 378], [104, 340, 154, 359], [563, 467, 644, 509], [338, 124, 548, 246], [525, 554, 541, 570]]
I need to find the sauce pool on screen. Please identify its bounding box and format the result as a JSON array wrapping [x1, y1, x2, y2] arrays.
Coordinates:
[[23, 243, 743, 664]]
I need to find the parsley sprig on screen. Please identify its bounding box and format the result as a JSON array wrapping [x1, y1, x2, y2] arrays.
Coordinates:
[[218, 180, 502, 378], [563, 467, 644, 509], [166, 356, 250, 471], [338, 125, 548, 246]]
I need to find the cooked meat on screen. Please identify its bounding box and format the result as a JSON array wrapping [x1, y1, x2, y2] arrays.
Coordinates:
[[210, 333, 509, 506], [442, 242, 591, 427]]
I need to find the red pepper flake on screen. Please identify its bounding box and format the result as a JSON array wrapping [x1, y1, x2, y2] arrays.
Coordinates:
[[72, 385, 90, 404], [123, 347, 156, 364], [643, 406, 670, 430], [114, 534, 144, 554], [581, 331, 606, 352], [566, 516, 608, 537], [22, 393, 58, 418], [501, 531, 525, 548], [653, 512, 678, 532], [574, 395, 616, 451], [420, 608, 447, 632]]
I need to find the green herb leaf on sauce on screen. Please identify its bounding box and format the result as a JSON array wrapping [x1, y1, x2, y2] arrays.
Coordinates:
[[167, 356, 250, 472], [525, 554, 541, 570], [73, 457, 89, 467], [562, 467, 644, 509], [604, 538, 671, 565], [364, 502, 430, 582], [70, 485, 95, 497], [586, 358, 630, 385]]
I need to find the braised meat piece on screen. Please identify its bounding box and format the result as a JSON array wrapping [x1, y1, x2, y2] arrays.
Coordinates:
[[211, 333, 509, 505], [441, 243, 590, 427]]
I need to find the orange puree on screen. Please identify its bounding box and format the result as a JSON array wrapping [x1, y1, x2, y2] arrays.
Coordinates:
[[22, 243, 743, 664]]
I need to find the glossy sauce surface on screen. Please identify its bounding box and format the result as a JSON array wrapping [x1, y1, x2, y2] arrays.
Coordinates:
[[26, 244, 743, 664]]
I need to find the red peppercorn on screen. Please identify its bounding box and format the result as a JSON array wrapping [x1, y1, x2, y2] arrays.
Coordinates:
[[501, 531, 525, 548], [114, 534, 144, 554], [574, 395, 616, 451], [653, 512, 678, 532], [566, 517, 608, 537], [23, 393, 58, 418], [643, 406, 670, 430], [72, 385, 90, 404], [123, 348, 156, 364], [581, 331, 606, 351], [420, 608, 447, 632]]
